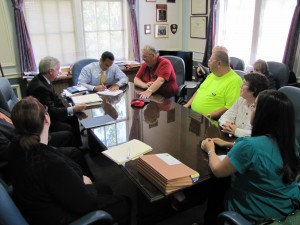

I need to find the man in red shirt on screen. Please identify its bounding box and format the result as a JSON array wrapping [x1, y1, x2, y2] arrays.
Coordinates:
[[134, 45, 178, 98]]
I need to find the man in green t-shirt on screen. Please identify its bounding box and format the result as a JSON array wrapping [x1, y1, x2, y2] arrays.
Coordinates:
[[184, 47, 242, 119]]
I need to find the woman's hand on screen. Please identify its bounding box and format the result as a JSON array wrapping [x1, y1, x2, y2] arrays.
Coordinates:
[[201, 138, 215, 153], [83, 175, 92, 184], [212, 138, 233, 148], [221, 121, 237, 135]]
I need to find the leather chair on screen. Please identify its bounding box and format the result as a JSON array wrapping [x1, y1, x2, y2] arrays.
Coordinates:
[[72, 59, 98, 85], [234, 70, 246, 79], [230, 57, 245, 71], [0, 77, 19, 112], [0, 178, 114, 225], [279, 86, 300, 144], [161, 55, 186, 103], [267, 61, 290, 89]]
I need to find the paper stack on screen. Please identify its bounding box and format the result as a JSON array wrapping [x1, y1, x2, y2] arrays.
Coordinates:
[[137, 153, 200, 195], [71, 93, 102, 108]]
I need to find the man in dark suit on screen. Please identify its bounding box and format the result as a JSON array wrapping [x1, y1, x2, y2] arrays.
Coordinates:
[[26, 56, 86, 147]]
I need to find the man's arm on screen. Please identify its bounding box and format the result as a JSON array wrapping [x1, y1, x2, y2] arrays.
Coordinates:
[[77, 67, 95, 91], [113, 65, 129, 87], [139, 77, 165, 99], [205, 107, 228, 120], [183, 91, 197, 108]]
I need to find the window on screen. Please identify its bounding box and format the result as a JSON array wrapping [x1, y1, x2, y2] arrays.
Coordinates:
[[215, 0, 296, 66], [23, 0, 128, 66]]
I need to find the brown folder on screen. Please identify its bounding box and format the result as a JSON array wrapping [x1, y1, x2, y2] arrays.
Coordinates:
[[137, 153, 200, 195]]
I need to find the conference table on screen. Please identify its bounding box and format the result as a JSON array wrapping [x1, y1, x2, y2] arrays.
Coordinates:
[[75, 82, 234, 202]]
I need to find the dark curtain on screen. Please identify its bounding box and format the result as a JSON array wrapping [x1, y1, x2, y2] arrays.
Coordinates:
[[12, 0, 37, 73], [127, 0, 141, 62], [202, 0, 218, 66], [283, 0, 300, 69]]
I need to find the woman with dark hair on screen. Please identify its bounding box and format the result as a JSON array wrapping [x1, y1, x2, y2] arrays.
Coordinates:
[[218, 73, 268, 139], [253, 59, 276, 89], [8, 96, 131, 225], [201, 90, 300, 224]]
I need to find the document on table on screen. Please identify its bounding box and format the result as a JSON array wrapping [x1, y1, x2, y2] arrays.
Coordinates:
[[71, 93, 102, 105], [97, 89, 124, 96], [102, 139, 152, 165]]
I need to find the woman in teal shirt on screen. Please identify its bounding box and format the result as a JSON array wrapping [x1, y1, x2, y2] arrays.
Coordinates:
[[201, 90, 300, 224]]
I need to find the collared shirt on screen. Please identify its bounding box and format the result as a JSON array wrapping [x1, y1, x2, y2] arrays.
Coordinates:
[[78, 62, 129, 91], [218, 97, 252, 137]]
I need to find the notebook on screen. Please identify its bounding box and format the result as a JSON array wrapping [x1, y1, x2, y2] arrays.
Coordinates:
[[80, 114, 115, 129], [102, 139, 152, 165], [71, 93, 102, 106]]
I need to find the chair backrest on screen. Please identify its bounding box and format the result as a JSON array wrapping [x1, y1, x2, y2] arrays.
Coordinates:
[[0, 77, 19, 112], [278, 86, 300, 144], [230, 57, 245, 71], [161, 55, 185, 86], [72, 59, 98, 85], [234, 70, 246, 79], [267, 61, 290, 89], [0, 179, 29, 225]]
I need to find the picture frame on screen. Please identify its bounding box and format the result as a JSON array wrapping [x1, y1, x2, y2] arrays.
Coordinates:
[[146, 0, 156, 2], [154, 24, 169, 38], [156, 4, 167, 22], [144, 24, 151, 35], [191, 0, 207, 15], [190, 16, 207, 39]]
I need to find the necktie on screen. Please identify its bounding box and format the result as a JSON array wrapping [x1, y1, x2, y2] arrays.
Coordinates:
[[0, 112, 13, 124], [100, 70, 106, 85]]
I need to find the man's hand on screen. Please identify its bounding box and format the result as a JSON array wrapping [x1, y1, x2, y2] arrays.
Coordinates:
[[146, 82, 153, 88], [83, 176, 92, 184], [73, 104, 87, 112], [93, 85, 107, 92], [139, 90, 152, 99], [108, 84, 119, 91]]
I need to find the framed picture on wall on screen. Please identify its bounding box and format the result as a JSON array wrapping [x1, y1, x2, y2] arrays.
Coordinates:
[[154, 24, 169, 38], [191, 0, 207, 15], [190, 16, 207, 39], [156, 4, 167, 22]]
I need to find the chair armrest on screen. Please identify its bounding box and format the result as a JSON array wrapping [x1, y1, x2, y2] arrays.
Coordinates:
[[176, 84, 186, 98], [217, 211, 251, 225], [69, 210, 113, 225]]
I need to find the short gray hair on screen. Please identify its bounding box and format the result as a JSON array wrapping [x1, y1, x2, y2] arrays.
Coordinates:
[[38, 56, 60, 74], [214, 50, 230, 66], [142, 45, 157, 55]]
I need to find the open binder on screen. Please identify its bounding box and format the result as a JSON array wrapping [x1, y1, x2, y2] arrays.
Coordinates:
[[71, 93, 102, 108], [137, 153, 200, 195]]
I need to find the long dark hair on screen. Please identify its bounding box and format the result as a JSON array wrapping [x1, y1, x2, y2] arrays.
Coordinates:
[[252, 90, 300, 183], [11, 96, 47, 151]]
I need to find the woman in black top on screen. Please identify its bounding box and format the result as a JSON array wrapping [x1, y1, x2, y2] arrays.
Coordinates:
[[8, 96, 130, 225]]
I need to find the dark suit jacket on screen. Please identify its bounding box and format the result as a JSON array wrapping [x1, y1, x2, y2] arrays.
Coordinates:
[[26, 74, 68, 121], [0, 109, 14, 162]]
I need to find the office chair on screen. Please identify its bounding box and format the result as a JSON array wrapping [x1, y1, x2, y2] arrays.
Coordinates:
[[0, 178, 114, 225], [72, 59, 98, 85], [230, 57, 245, 71], [234, 70, 246, 79], [278, 86, 300, 145], [161, 55, 186, 103], [267, 61, 290, 89], [217, 210, 300, 225], [0, 77, 19, 112]]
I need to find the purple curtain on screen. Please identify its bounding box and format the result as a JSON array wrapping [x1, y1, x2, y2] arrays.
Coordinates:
[[202, 0, 218, 66], [12, 0, 37, 73], [127, 0, 140, 62], [283, 0, 300, 69]]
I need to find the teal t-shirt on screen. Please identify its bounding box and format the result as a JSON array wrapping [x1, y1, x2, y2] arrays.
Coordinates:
[[226, 136, 300, 224], [191, 69, 242, 115]]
